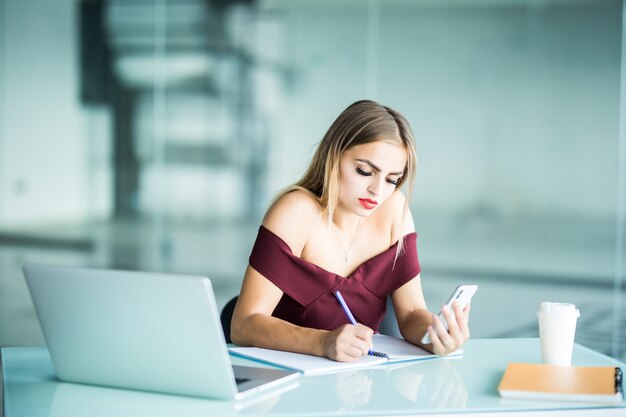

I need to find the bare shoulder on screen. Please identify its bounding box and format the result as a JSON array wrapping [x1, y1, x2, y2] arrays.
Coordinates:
[[265, 188, 321, 220], [262, 189, 322, 255], [376, 189, 406, 222], [386, 189, 407, 210], [381, 190, 415, 243]]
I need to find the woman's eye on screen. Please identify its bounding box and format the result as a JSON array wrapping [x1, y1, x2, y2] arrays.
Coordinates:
[[387, 178, 399, 186], [356, 167, 372, 176]]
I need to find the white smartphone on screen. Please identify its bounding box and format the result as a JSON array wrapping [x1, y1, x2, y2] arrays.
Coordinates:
[[421, 284, 478, 345]]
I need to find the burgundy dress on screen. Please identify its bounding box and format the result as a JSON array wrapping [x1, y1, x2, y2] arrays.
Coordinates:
[[249, 226, 421, 332]]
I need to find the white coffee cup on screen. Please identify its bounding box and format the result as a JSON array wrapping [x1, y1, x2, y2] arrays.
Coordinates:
[[537, 302, 580, 366]]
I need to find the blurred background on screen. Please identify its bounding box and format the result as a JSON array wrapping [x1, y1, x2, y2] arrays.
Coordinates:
[[0, 0, 624, 361]]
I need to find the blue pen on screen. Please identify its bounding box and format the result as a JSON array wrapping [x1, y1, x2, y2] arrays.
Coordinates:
[[334, 290, 389, 359]]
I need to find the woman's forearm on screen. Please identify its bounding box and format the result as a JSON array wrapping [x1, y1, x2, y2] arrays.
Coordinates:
[[231, 312, 328, 357], [397, 308, 433, 348]]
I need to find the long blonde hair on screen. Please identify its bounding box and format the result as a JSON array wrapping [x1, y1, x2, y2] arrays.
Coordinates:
[[274, 100, 418, 253]]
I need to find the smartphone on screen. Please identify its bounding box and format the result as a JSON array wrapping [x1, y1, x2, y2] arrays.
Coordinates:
[[421, 284, 478, 345]]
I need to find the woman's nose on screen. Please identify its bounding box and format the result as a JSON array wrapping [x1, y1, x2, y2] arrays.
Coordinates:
[[368, 177, 384, 197]]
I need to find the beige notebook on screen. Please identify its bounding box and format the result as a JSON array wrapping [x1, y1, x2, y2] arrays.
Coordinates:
[[498, 363, 623, 404]]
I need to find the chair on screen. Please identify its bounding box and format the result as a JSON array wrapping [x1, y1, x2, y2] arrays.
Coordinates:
[[220, 296, 239, 344]]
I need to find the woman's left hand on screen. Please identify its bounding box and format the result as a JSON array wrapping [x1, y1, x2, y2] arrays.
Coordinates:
[[426, 302, 471, 356]]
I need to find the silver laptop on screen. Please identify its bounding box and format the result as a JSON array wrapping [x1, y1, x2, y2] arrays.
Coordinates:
[[23, 264, 299, 400]]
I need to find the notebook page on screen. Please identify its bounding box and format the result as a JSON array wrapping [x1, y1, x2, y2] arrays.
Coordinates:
[[372, 334, 463, 362], [229, 347, 387, 375]]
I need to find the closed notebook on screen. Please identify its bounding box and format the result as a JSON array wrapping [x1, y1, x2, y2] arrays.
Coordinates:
[[498, 363, 624, 404]]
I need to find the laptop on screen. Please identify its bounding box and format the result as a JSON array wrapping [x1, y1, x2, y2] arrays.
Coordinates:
[[23, 264, 299, 400]]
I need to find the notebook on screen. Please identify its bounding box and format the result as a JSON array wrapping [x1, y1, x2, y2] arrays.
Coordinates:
[[23, 264, 299, 400], [497, 362, 624, 404], [229, 333, 463, 375]]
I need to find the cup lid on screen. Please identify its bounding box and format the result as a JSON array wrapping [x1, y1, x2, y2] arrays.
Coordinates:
[[537, 302, 580, 318]]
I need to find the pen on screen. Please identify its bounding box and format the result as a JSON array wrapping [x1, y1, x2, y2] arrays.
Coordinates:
[[334, 290, 389, 359]]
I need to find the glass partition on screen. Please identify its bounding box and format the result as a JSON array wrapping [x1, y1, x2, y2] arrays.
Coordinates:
[[0, 0, 623, 360]]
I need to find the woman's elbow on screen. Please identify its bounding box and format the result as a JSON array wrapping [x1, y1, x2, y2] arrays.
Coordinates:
[[230, 312, 247, 345], [231, 309, 262, 346]]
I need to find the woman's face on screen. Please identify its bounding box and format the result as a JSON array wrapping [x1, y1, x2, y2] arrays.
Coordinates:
[[337, 140, 408, 217]]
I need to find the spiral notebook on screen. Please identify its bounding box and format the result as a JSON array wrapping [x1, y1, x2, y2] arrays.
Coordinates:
[[498, 363, 624, 404], [229, 334, 462, 375]]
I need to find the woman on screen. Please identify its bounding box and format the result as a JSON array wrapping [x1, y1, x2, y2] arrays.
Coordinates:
[[231, 100, 470, 362]]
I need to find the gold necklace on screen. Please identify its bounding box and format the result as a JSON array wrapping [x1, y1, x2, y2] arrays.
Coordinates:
[[331, 218, 363, 264]]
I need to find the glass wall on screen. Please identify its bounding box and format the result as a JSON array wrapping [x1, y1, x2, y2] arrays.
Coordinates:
[[0, 0, 624, 360]]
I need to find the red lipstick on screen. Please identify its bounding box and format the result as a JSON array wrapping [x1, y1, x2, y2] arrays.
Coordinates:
[[359, 198, 378, 210]]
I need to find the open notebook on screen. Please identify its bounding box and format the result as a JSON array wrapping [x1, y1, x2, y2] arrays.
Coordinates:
[[229, 334, 462, 375]]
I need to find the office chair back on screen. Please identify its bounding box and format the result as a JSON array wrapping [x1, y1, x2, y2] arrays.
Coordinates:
[[220, 296, 238, 344]]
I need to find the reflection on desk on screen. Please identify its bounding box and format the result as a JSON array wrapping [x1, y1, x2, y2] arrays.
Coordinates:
[[335, 370, 373, 409], [49, 380, 299, 416], [329, 360, 468, 414], [274, 362, 461, 414], [388, 359, 468, 408], [3, 339, 626, 417]]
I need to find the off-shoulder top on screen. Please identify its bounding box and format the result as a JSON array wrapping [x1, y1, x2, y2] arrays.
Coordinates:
[[248, 225, 421, 332]]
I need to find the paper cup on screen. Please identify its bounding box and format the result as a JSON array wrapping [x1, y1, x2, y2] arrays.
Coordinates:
[[537, 302, 580, 366]]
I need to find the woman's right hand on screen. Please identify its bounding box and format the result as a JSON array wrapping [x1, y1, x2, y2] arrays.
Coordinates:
[[322, 324, 374, 362]]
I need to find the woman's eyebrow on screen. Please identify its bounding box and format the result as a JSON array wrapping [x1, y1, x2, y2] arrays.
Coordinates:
[[355, 159, 404, 176]]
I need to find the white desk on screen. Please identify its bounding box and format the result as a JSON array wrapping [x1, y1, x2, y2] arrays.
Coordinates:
[[2, 338, 624, 416]]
